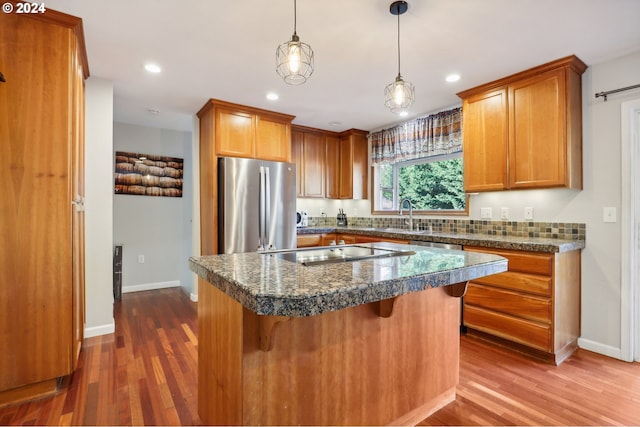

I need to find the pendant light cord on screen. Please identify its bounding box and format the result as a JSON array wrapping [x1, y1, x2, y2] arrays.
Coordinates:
[[396, 11, 401, 76], [293, 0, 298, 36]]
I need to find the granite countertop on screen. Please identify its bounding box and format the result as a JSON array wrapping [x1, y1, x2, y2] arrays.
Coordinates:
[[297, 226, 585, 253], [189, 242, 507, 317]]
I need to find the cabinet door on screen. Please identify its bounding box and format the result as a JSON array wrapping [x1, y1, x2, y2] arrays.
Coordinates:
[[509, 69, 567, 189], [291, 130, 304, 197], [351, 133, 368, 200], [215, 108, 255, 158], [325, 136, 340, 198], [339, 137, 354, 199], [0, 13, 75, 390], [256, 116, 290, 162], [462, 89, 508, 192], [303, 132, 326, 198]]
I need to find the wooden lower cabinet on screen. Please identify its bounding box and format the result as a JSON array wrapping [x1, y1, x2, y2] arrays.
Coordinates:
[[297, 233, 409, 247], [463, 246, 581, 364]]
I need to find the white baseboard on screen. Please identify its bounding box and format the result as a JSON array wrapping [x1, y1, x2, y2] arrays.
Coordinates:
[[190, 292, 198, 302], [84, 321, 115, 338], [577, 337, 623, 360], [122, 280, 181, 294]]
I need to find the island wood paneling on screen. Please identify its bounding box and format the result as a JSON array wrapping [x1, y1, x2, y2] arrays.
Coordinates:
[[198, 283, 461, 426]]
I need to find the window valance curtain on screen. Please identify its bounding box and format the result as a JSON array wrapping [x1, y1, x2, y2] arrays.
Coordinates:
[[369, 107, 463, 166]]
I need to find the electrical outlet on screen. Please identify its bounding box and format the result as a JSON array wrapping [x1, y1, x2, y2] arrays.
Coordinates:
[[524, 207, 534, 220], [138, 255, 145, 264], [500, 207, 509, 220], [480, 207, 492, 219]]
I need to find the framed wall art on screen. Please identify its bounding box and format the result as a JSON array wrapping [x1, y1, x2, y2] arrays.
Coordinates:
[[114, 151, 183, 197]]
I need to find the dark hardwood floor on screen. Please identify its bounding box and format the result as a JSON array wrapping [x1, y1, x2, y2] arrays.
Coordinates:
[[1, 287, 639, 426]]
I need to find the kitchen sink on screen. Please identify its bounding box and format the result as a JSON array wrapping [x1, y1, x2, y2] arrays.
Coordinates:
[[268, 244, 416, 266]]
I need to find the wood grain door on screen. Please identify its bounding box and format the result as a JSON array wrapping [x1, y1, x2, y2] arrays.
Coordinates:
[[215, 108, 255, 158], [256, 116, 290, 162], [508, 68, 567, 189], [0, 13, 74, 391], [462, 88, 509, 192]]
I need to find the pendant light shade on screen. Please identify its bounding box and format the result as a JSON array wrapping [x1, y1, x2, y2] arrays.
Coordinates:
[[384, 1, 414, 113], [276, 0, 314, 85]]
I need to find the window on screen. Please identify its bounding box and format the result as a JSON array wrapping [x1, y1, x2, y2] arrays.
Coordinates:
[[372, 152, 468, 214]]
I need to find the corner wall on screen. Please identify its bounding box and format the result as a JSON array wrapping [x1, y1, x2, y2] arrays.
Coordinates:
[[84, 77, 115, 337], [113, 123, 194, 297]]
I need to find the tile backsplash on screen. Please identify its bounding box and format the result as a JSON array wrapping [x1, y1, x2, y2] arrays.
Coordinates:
[[307, 216, 585, 240]]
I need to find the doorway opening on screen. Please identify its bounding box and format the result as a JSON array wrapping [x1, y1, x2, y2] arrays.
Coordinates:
[[621, 98, 640, 362]]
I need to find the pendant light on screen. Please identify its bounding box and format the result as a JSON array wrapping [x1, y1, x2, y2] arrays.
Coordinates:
[[276, 0, 314, 85], [384, 1, 415, 113]]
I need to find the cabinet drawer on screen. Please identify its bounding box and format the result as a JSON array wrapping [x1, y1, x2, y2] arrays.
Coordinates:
[[297, 234, 322, 247], [465, 246, 553, 276], [465, 283, 551, 324], [464, 305, 552, 352], [472, 271, 552, 296]]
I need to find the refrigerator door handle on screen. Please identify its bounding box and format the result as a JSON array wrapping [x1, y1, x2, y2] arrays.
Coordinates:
[[264, 166, 273, 250], [258, 166, 266, 251]]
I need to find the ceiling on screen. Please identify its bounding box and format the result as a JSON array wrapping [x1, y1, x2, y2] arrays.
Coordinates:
[[46, 0, 640, 133]]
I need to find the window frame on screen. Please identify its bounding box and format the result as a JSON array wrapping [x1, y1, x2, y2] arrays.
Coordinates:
[[370, 152, 469, 216]]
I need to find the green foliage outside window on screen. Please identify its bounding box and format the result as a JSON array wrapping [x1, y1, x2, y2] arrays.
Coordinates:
[[374, 155, 466, 213], [398, 158, 465, 210]]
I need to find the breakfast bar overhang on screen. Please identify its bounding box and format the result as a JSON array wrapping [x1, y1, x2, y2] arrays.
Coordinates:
[[189, 242, 507, 426]]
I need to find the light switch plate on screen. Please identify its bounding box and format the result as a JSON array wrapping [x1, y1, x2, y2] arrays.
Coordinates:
[[603, 207, 617, 223]]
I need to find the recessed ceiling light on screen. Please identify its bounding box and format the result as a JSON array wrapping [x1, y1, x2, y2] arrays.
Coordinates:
[[398, 111, 409, 117], [329, 121, 342, 127], [144, 63, 162, 73], [445, 73, 461, 83], [146, 108, 160, 115], [266, 92, 279, 101]]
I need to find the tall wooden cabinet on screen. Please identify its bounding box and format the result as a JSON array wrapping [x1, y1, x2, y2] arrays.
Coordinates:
[[458, 55, 586, 192], [0, 8, 88, 403]]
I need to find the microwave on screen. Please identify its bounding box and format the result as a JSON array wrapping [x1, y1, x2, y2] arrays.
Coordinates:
[[296, 210, 308, 227]]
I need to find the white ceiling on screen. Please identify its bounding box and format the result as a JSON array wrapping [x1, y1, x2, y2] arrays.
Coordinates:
[[46, 0, 640, 133]]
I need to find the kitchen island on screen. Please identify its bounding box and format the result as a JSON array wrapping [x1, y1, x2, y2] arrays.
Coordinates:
[[190, 242, 507, 425]]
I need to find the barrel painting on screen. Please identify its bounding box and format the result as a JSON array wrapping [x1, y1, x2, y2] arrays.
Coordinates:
[[114, 151, 183, 197]]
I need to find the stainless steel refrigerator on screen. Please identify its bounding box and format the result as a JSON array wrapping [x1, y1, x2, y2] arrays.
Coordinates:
[[218, 157, 297, 254]]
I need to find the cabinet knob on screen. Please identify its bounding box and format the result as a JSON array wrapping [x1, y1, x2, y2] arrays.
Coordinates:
[[0, 71, 5, 83]]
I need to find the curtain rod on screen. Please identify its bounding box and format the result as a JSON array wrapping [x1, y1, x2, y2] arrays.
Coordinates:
[[594, 83, 640, 101]]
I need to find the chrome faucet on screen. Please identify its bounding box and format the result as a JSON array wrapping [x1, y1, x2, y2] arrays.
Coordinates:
[[399, 198, 413, 230]]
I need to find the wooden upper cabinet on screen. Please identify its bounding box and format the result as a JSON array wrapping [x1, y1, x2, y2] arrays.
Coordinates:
[[290, 126, 368, 200], [200, 99, 295, 162], [458, 55, 586, 192], [339, 130, 368, 200], [291, 130, 304, 197], [255, 116, 291, 162], [462, 89, 508, 192], [509, 68, 572, 189], [325, 136, 340, 198], [215, 108, 256, 158], [292, 127, 326, 198]]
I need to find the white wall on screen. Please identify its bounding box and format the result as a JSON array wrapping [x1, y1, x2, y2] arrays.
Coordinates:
[[84, 77, 115, 337], [113, 123, 194, 296]]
